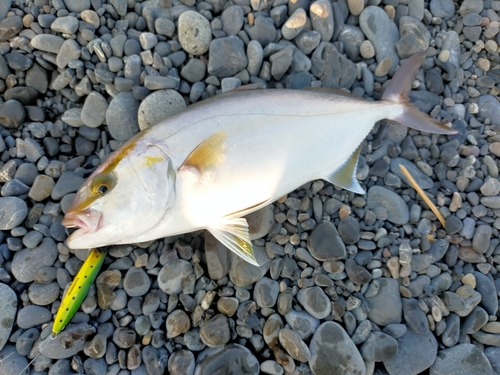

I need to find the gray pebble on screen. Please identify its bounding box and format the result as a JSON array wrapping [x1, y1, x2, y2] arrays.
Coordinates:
[[0, 346, 29, 375], [64, 0, 91, 12], [0, 99, 25, 129], [442, 313, 460, 347], [208, 36, 248, 77], [166, 310, 191, 338], [41, 323, 96, 359], [474, 271, 498, 315], [345, 259, 372, 285], [30, 34, 65, 54], [246, 17, 277, 47], [51, 16, 79, 34], [279, 328, 310, 362], [282, 9, 307, 40], [472, 226, 492, 254], [194, 344, 259, 374], [247, 40, 264, 77], [0, 196, 28, 230], [200, 314, 230, 347], [461, 306, 488, 334], [123, 267, 151, 297], [254, 277, 279, 308], [180, 58, 206, 83], [178, 11, 212, 55], [106, 92, 140, 142], [297, 286, 331, 319], [222, 6, 244, 36], [366, 186, 409, 225], [429, 344, 494, 375], [310, 0, 334, 41], [0, 15, 22, 42], [0, 284, 16, 351], [168, 349, 195, 375], [16, 305, 52, 329], [158, 259, 193, 294], [360, 331, 398, 362], [51, 171, 85, 200], [429, 0, 455, 18], [138, 89, 186, 131], [384, 329, 437, 375], [365, 278, 402, 326], [309, 322, 365, 375], [307, 222, 346, 261], [284, 309, 319, 340], [402, 298, 429, 334]]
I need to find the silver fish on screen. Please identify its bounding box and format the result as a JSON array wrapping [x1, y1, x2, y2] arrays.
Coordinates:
[[62, 51, 456, 265]]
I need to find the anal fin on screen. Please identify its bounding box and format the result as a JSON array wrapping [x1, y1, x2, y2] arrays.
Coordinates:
[[324, 144, 365, 194], [207, 218, 259, 266]]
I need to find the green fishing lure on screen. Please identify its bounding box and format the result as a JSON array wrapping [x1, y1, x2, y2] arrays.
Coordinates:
[[52, 248, 107, 337]]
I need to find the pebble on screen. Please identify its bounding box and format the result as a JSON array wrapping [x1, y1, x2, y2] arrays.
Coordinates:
[[137, 89, 186, 131], [123, 267, 151, 296], [195, 344, 259, 374], [0, 284, 16, 351], [0, 196, 27, 229], [11, 238, 58, 283], [309, 322, 365, 375], [429, 344, 494, 375], [365, 278, 402, 326], [0, 346, 29, 375], [366, 186, 409, 225], [106, 92, 140, 141], [284, 309, 319, 340], [50, 16, 78, 34], [279, 328, 310, 362], [41, 323, 96, 359], [208, 36, 248, 77], [178, 11, 212, 55], [360, 331, 398, 362], [473, 271, 498, 315], [0, 99, 25, 128], [254, 277, 279, 308], [158, 259, 193, 295], [384, 329, 437, 375], [297, 286, 331, 319], [200, 314, 230, 347], [16, 305, 52, 329], [307, 222, 346, 260], [166, 310, 191, 339], [310, 0, 334, 41], [81, 91, 108, 128], [30, 34, 65, 54]]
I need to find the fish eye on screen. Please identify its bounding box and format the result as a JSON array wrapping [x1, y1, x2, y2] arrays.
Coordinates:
[[90, 174, 116, 196], [97, 185, 108, 194]]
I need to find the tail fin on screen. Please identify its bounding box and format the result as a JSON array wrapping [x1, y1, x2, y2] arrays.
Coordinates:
[[382, 50, 457, 135]]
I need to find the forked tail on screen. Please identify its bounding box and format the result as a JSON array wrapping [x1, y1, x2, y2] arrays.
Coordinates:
[[382, 51, 457, 135]]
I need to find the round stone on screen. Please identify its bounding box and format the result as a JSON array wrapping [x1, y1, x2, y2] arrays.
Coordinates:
[[138, 89, 186, 131], [0, 197, 27, 229], [307, 222, 346, 261], [200, 314, 230, 347], [106, 92, 141, 142], [158, 259, 193, 295], [178, 11, 212, 55], [123, 267, 151, 297]]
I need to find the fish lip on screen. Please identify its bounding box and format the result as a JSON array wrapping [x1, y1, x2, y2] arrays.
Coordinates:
[[62, 208, 102, 234]]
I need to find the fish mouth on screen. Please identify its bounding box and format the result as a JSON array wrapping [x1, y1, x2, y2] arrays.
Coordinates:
[[62, 208, 102, 234]]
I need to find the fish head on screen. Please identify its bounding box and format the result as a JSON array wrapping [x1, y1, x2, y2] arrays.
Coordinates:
[[62, 140, 176, 249]]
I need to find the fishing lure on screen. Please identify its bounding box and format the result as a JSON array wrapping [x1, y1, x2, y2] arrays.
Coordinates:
[[18, 248, 108, 375], [52, 247, 108, 337]]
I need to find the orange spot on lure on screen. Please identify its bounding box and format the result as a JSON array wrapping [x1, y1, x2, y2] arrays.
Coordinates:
[[52, 248, 107, 337]]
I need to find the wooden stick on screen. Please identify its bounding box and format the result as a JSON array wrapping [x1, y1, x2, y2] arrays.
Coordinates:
[[399, 164, 446, 228]]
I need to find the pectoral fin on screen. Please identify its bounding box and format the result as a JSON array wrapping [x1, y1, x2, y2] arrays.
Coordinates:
[[324, 144, 365, 194], [179, 131, 227, 174], [207, 218, 259, 266]]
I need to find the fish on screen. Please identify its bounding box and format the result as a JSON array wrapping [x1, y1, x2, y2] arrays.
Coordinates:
[[62, 51, 456, 266]]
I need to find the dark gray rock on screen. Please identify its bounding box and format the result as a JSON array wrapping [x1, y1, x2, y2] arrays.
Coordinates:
[[360, 331, 398, 362], [307, 221, 346, 261], [309, 322, 365, 375], [430, 344, 494, 375], [474, 271, 498, 315], [311, 42, 357, 89], [402, 298, 429, 334], [208, 36, 248, 77], [365, 278, 402, 326], [0, 99, 25, 129]]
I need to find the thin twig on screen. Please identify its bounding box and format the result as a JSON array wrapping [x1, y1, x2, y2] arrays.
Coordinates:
[[399, 164, 446, 228]]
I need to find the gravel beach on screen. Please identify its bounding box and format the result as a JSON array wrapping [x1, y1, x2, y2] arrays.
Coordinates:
[[0, 0, 500, 374]]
